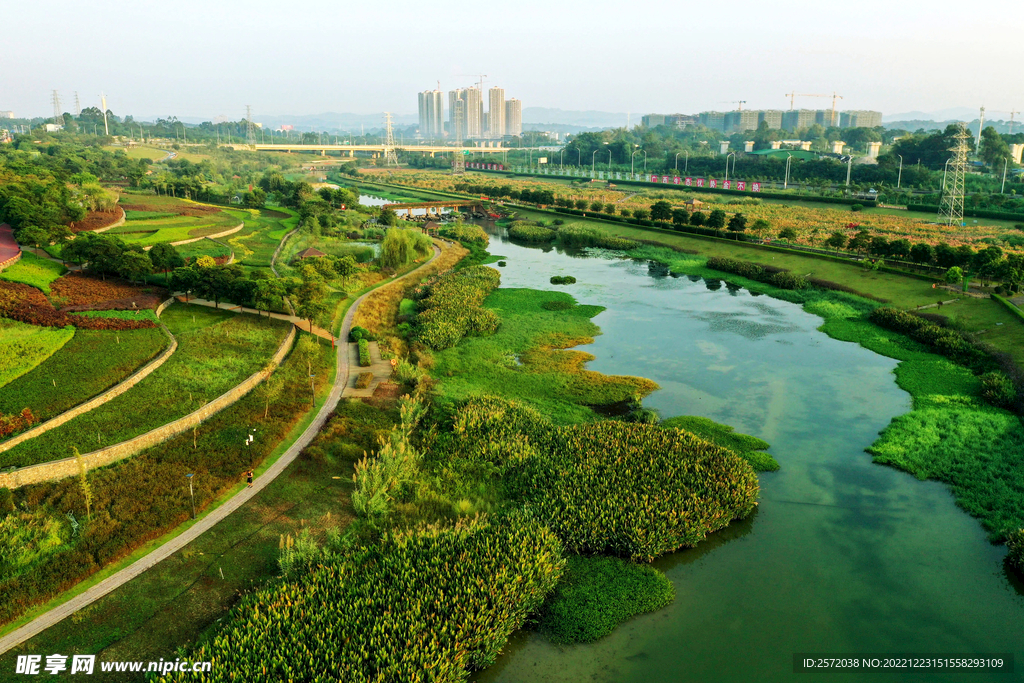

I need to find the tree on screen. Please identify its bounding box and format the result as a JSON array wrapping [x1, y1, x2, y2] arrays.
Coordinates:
[[170, 265, 201, 302], [333, 255, 358, 288], [979, 126, 1012, 168], [888, 239, 912, 261], [604, 203, 617, 214], [257, 373, 285, 419], [575, 199, 589, 210], [869, 236, 889, 257], [379, 208, 398, 226], [294, 266, 328, 332], [590, 201, 605, 212], [253, 277, 286, 317], [726, 213, 747, 240], [18, 225, 49, 251], [778, 227, 797, 241], [690, 211, 706, 226], [243, 188, 267, 209], [149, 243, 185, 284], [672, 209, 689, 226], [848, 230, 871, 254], [707, 209, 726, 229], [825, 231, 847, 253], [910, 242, 935, 265], [633, 208, 650, 221], [945, 266, 964, 285], [934, 242, 958, 269], [650, 201, 672, 221], [118, 250, 153, 283]]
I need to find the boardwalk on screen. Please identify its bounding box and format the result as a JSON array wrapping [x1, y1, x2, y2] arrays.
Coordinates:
[[0, 245, 441, 656]]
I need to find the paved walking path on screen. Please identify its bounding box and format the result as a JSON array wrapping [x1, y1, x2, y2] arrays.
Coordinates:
[[175, 296, 338, 342], [0, 245, 441, 656]]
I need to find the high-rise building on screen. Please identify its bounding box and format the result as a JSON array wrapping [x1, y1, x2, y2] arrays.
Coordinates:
[[758, 110, 783, 129], [0, 111, 14, 119], [488, 87, 505, 138], [505, 98, 522, 136], [699, 111, 727, 132], [839, 110, 883, 128], [418, 90, 444, 140], [781, 109, 818, 131], [448, 89, 465, 140], [725, 110, 759, 133], [464, 87, 483, 139], [642, 114, 667, 128]]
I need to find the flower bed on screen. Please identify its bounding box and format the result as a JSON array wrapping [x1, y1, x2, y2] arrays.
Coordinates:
[[0, 281, 158, 330]]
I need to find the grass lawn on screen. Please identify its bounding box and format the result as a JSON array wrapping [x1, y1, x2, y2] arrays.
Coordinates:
[[0, 320, 75, 391], [432, 287, 658, 424], [0, 306, 290, 468], [0, 252, 67, 293], [226, 206, 299, 271], [0, 327, 168, 423]]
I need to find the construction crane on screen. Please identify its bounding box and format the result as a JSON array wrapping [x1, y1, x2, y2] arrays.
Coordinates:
[[457, 74, 488, 92], [986, 108, 1021, 134], [719, 100, 746, 111], [785, 91, 843, 125]]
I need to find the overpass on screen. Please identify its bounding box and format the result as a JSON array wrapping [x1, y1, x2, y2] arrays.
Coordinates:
[[235, 143, 521, 157], [382, 200, 485, 217]]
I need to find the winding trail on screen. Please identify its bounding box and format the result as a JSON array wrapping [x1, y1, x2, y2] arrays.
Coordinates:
[[0, 245, 442, 656]]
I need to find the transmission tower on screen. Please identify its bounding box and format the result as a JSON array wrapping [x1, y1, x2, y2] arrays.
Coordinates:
[[938, 121, 970, 229], [451, 100, 466, 175], [246, 105, 256, 148], [51, 90, 64, 128], [74, 92, 81, 116], [383, 112, 399, 166]]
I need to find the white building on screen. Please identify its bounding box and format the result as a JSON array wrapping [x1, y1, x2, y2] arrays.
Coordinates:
[[418, 89, 444, 139], [505, 98, 522, 137], [488, 87, 505, 138]]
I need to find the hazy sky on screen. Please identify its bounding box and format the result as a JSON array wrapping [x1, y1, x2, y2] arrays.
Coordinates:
[[6, 0, 1021, 120]]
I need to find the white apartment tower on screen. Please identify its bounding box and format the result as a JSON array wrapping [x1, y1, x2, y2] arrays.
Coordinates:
[[488, 87, 505, 138], [505, 98, 522, 136], [415, 89, 444, 140], [417, 90, 444, 140]]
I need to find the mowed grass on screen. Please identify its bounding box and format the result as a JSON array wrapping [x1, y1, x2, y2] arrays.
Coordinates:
[[0, 252, 67, 294], [432, 288, 658, 424], [0, 320, 75, 391], [514, 209, 1024, 367], [0, 327, 168, 424], [227, 207, 299, 270], [0, 306, 290, 468]]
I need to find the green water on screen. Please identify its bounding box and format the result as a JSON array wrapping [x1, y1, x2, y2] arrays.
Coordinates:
[[475, 228, 1023, 682]]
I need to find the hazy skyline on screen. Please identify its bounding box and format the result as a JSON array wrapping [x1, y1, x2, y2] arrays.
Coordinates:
[[6, 0, 1021, 121]]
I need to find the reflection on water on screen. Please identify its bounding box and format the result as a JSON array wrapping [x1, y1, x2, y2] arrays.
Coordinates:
[[473, 223, 1024, 683]]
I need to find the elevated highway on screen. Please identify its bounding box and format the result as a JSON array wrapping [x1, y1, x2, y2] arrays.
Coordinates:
[[234, 143, 519, 156]]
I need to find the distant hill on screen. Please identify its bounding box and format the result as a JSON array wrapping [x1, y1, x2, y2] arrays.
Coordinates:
[[523, 107, 628, 128], [883, 107, 979, 123]]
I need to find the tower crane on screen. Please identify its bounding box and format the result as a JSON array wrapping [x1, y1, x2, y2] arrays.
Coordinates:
[[719, 100, 747, 111], [457, 74, 488, 92]]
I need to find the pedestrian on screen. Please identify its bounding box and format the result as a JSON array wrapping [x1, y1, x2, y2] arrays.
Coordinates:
[[245, 469, 253, 488]]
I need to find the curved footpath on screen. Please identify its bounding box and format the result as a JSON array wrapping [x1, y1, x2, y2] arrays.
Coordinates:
[[0, 244, 442, 655]]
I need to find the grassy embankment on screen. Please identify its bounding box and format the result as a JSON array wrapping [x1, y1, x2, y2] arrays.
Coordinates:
[[0, 327, 167, 424], [101, 193, 242, 247], [0, 252, 67, 294], [0, 307, 289, 469], [0, 319, 75, 390]]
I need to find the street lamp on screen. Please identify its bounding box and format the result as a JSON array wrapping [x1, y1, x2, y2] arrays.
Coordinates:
[[592, 149, 599, 175], [631, 149, 641, 175], [577, 148, 582, 167], [784, 154, 793, 190], [1002, 157, 1009, 194], [642, 150, 648, 173], [185, 473, 196, 519], [725, 152, 736, 184], [607, 149, 613, 170], [560, 149, 564, 168], [675, 152, 683, 171], [897, 154, 903, 189]]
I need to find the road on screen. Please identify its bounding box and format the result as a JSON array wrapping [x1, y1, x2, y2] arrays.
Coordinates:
[[0, 245, 441, 656]]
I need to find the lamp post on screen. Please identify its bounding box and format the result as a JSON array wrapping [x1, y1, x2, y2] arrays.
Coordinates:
[[725, 152, 735, 185], [897, 154, 903, 189], [592, 149, 598, 176], [631, 149, 640, 176], [185, 473, 196, 519], [1002, 157, 1009, 194], [784, 154, 793, 190], [560, 149, 564, 168], [675, 152, 682, 171], [608, 149, 613, 170], [577, 148, 582, 167]]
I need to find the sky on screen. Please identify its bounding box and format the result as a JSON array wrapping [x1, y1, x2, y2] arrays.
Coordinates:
[[6, 0, 1022, 121]]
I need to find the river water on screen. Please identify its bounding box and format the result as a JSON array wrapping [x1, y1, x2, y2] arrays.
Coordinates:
[[473, 225, 1023, 683]]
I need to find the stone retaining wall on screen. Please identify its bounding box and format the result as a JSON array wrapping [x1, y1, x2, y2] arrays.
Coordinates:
[[0, 325, 296, 490], [0, 250, 22, 272]]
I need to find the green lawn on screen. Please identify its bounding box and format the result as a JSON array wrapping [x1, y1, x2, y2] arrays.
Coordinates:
[[0, 252, 67, 293], [0, 327, 167, 424], [0, 307, 290, 468], [0, 320, 75, 391]]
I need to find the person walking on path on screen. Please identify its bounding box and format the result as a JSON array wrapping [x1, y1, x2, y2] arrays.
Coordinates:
[[244, 469, 253, 488]]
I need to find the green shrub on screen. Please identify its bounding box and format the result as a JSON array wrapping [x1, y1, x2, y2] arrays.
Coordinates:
[[550, 275, 577, 285], [1008, 529, 1024, 576], [767, 271, 808, 290], [497, 260, 506, 267], [980, 372, 1016, 409], [440, 223, 489, 245], [851, 204, 864, 212], [349, 325, 376, 342], [536, 554, 674, 644], [661, 416, 778, 472], [357, 338, 371, 367], [162, 516, 564, 683], [556, 223, 637, 250], [869, 307, 985, 369], [506, 419, 759, 561], [414, 266, 501, 350], [355, 371, 373, 389], [706, 256, 764, 280], [508, 222, 555, 242]]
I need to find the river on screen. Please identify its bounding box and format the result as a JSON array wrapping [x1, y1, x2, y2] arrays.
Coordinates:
[[473, 224, 1023, 682]]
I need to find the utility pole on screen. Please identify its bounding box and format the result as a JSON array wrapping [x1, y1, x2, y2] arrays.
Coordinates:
[[101, 94, 109, 136], [74, 91, 81, 117], [246, 105, 256, 148], [976, 106, 985, 146]]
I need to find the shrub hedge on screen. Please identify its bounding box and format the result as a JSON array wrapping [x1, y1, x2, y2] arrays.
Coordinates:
[[355, 371, 373, 389], [357, 338, 371, 367], [705, 256, 808, 290], [439, 223, 489, 245], [550, 275, 576, 285], [508, 222, 555, 242], [869, 307, 985, 369], [161, 516, 563, 683]]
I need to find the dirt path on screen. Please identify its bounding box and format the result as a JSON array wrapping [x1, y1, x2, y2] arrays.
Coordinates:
[[0, 245, 441, 656]]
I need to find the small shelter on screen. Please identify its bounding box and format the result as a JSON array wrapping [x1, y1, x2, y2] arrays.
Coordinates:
[[296, 247, 327, 260], [685, 199, 704, 210], [422, 220, 440, 237]]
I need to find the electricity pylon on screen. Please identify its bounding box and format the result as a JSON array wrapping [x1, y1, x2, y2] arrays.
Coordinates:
[[938, 121, 970, 229], [51, 90, 64, 127], [246, 105, 257, 148], [451, 101, 465, 175], [383, 112, 398, 166]]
